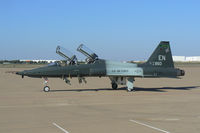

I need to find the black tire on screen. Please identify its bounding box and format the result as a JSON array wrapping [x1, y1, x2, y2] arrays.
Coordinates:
[[112, 83, 118, 90], [43, 86, 50, 92]]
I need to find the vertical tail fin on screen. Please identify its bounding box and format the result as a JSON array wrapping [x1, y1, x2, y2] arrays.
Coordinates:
[[144, 41, 174, 68]]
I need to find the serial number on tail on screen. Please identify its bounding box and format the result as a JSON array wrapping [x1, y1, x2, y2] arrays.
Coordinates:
[[150, 62, 162, 66]]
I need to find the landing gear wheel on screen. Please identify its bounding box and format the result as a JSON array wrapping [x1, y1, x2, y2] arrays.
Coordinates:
[[112, 83, 118, 90], [43, 86, 50, 92]]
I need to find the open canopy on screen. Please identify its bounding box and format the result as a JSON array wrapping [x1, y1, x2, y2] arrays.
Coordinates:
[[77, 44, 98, 63], [56, 46, 77, 65]]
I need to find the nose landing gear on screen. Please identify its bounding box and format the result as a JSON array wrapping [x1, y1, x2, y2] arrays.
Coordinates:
[[44, 86, 50, 92], [43, 77, 50, 92]]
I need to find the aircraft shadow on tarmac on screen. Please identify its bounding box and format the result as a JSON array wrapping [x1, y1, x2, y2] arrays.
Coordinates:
[[50, 86, 200, 92]]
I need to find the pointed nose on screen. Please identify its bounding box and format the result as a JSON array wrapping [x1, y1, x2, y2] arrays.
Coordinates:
[[16, 71, 25, 78], [16, 70, 27, 76], [16, 71, 24, 75]]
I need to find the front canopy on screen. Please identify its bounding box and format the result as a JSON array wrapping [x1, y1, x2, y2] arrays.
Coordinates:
[[56, 46, 77, 65]]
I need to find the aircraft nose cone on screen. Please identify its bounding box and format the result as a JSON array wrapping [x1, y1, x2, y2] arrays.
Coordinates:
[[16, 71, 25, 78], [16, 71, 23, 75]]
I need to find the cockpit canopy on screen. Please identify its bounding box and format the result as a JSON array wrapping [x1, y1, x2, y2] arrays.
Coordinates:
[[56, 46, 77, 65], [77, 44, 98, 63], [48, 62, 60, 67]]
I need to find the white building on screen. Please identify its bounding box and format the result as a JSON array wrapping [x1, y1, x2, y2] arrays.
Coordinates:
[[172, 56, 186, 62], [186, 56, 200, 62], [172, 56, 200, 62], [20, 60, 57, 63]]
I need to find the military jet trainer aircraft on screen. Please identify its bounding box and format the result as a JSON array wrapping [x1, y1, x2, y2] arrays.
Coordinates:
[[16, 41, 185, 92]]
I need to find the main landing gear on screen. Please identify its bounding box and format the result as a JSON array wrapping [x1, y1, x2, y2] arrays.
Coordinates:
[[112, 82, 118, 90], [110, 77, 135, 92], [43, 77, 50, 92], [126, 77, 135, 92]]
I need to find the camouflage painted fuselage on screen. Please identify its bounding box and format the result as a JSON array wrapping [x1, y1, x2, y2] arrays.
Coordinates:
[[17, 59, 184, 78]]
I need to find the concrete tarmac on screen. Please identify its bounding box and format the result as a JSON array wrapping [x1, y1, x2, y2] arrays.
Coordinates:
[[0, 66, 200, 133]]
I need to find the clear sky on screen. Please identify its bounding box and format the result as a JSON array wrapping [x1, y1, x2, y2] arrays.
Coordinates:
[[0, 0, 200, 61]]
